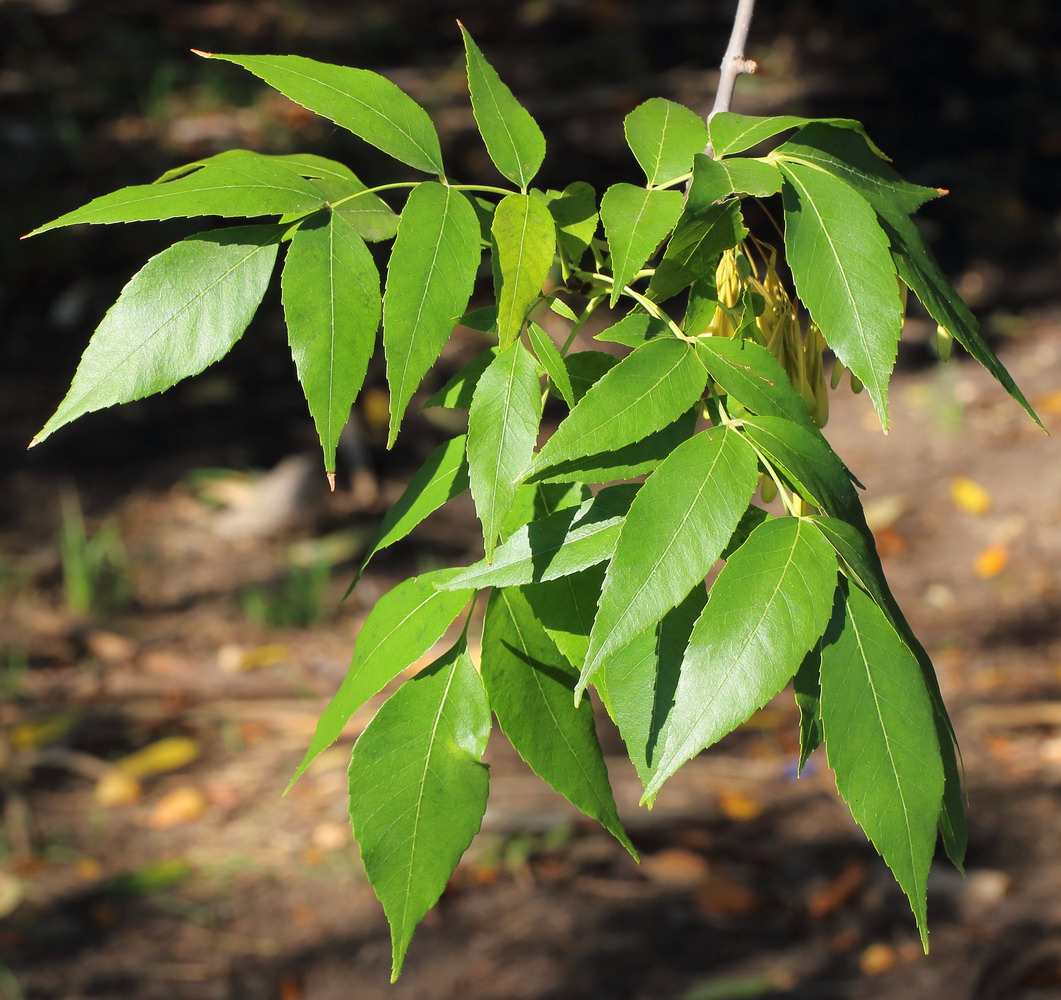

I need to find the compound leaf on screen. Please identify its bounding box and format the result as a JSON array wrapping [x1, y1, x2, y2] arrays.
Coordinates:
[[282, 210, 380, 474], [384, 182, 480, 444], [529, 338, 708, 474], [467, 341, 543, 560], [778, 160, 903, 427], [205, 53, 444, 175], [624, 98, 709, 186], [645, 517, 837, 797], [600, 184, 684, 305], [579, 426, 759, 695], [460, 24, 545, 188], [34, 225, 281, 445], [492, 193, 556, 348], [26, 154, 324, 236], [289, 567, 474, 788], [820, 582, 943, 946], [482, 587, 634, 855], [349, 642, 490, 981]]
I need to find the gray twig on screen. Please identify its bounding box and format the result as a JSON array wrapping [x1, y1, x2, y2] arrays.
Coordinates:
[[706, 0, 759, 152]]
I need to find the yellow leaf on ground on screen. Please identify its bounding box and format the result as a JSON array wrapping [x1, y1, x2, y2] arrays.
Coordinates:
[[148, 786, 208, 829], [116, 736, 200, 778], [94, 769, 143, 806], [859, 942, 898, 976], [950, 476, 992, 515], [975, 543, 1009, 578], [716, 790, 763, 821]]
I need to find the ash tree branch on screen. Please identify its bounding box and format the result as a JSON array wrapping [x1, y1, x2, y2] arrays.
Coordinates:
[[706, 0, 759, 150]]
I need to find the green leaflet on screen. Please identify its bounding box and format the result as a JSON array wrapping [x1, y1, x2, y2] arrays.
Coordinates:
[[281, 210, 381, 475], [492, 193, 556, 348], [600, 184, 684, 306], [820, 582, 943, 946], [775, 125, 1039, 430], [775, 125, 937, 216], [547, 182, 599, 262], [460, 25, 546, 188], [687, 152, 783, 201], [624, 98, 709, 186], [467, 342, 543, 560], [289, 567, 474, 789], [708, 112, 876, 159], [205, 53, 445, 175], [593, 313, 671, 348], [530, 408, 697, 485], [383, 182, 481, 444], [349, 642, 490, 981], [354, 435, 470, 584], [579, 426, 759, 696], [422, 348, 498, 410], [528, 338, 708, 474], [647, 160, 747, 301], [34, 225, 282, 445], [645, 517, 837, 798], [481, 588, 635, 855], [685, 276, 719, 336], [778, 159, 903, 427], [599, 586, 706, 791], [26, 154, 324, 236], [740, 416, 865, 529], [439, 483, 639, 591], [793, 640, 824, 774], [804, 514, 966, 869], [527, 322, 575, 406], [694, 336, 818, 433]]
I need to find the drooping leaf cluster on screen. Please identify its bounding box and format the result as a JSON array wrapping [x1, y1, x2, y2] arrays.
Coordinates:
[[27, 29, 1040, 980]]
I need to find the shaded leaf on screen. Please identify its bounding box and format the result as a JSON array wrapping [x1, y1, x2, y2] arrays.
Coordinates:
[[35, 225, 281, 444], [522, 566, 605, 667], [598, 586, 706, 790], [460, 24, 545, 187], [349, 643, 490, 980], [282, 210, 380, 474], [645, 517, 837, 797], [580, 426, 759, 694], [467, 342, 543, 559], [793, 640, 824, 774], [547, 181, 599, 261], [439, 483, 639, 590], [624, 98, 709, 185], [482, 588, 634, 855], [527, 322, 575, 406], [289, 567, 473, 788], [422, 348, 498, 409], [561, 350, 618, 401], [687, 152, 783, 201], [383, 183, 480, 444], [600, 184, 684, 305], [206, 53, 444, 175]]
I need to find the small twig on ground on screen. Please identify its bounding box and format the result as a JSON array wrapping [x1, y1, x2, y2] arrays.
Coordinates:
[[706, 0, 759, 153]]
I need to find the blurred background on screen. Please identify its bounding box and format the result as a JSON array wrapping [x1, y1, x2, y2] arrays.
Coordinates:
[[1, 1, 1060, 998]]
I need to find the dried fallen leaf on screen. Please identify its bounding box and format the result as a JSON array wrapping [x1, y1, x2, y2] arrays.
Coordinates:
[[950, 476, 992, 515], [716, 790, 763, 821], [642, 848, 710, 887], [94, 769, 143, 806], [873, 526, 908, 559], [975, 543, 1008, 578], [84, 630, 137, 662], [0, 873, 23, 919], [859, 942, 897, 976], [807, 862, 867, 918], [148, 786, 208, 829], [311, 821, 349, 852], [218, 643, 293, 674], [694, 875, 760, 917], [116, 736, 200, 778]]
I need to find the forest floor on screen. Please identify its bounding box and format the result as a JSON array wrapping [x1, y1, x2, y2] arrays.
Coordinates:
[[1, 312, 1060, 1000]]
